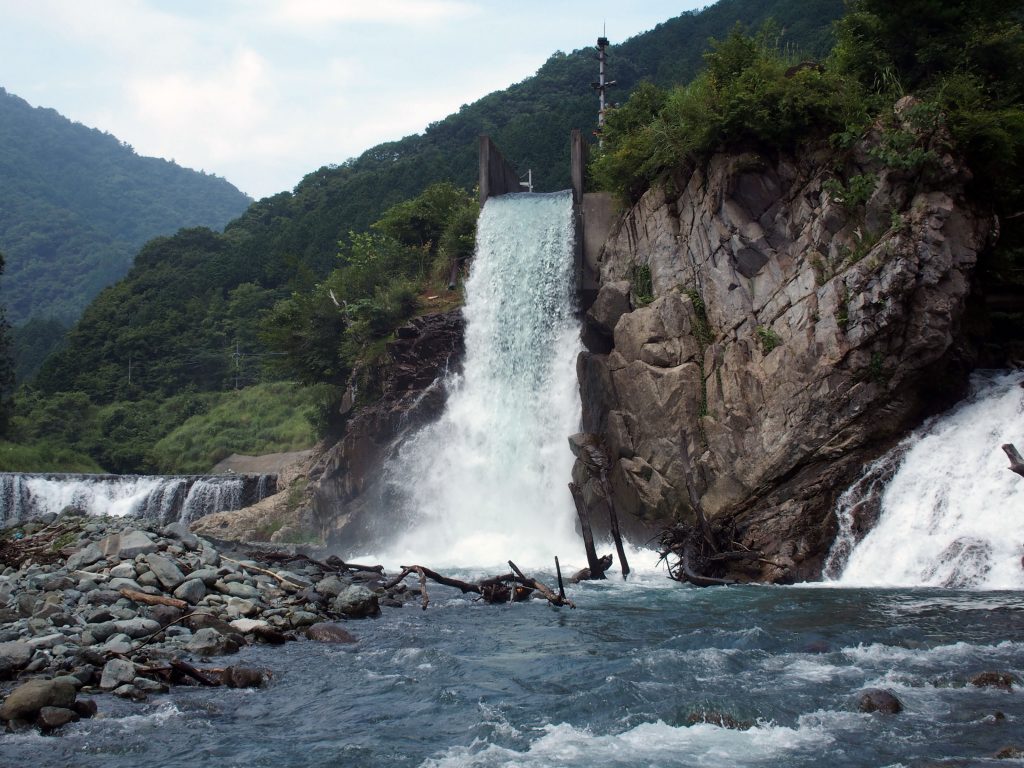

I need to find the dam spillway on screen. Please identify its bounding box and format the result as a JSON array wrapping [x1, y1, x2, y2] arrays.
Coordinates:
[[0, 472, 276, 528]]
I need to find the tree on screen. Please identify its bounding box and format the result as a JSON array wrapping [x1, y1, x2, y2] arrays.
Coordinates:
[[0, 252, 16, 435]]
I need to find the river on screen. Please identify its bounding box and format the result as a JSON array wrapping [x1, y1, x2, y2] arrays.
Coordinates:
[[5, 566, 1021, 768]]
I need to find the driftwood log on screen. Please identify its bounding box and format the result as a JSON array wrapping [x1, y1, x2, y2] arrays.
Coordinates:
[[658, 524, 769, 587], [384, 563, 575, 609]]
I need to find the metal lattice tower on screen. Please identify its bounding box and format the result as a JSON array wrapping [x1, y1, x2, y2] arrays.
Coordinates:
[[592, 27, 616, 147]]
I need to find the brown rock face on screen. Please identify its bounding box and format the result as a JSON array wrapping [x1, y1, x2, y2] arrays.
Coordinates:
[[579, 132, 990, 582], [310, 310, 465, 546]]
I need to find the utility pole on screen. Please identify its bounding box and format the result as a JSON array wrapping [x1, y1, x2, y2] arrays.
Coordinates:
[[592, 26, 616, 147], [233, 340, 241, 390]]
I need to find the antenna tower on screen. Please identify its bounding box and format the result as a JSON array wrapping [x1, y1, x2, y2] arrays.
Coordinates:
[[592, 25, 616, 147]]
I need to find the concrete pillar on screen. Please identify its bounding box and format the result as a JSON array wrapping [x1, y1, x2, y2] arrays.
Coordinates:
[[478, 135, 522, 206]]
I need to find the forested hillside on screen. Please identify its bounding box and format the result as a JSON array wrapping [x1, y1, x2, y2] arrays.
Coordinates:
[[34, 0, 843, 404], [0, 87, 251, 327], [9, 0, 845, 473]]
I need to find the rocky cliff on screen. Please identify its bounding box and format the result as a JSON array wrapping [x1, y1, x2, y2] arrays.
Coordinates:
[[575, 101, 993, 582], [308, 310, 465, 547]]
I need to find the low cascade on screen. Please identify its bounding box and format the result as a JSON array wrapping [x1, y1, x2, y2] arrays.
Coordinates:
[[376, 191, 584, 568], [0, 472, 276, 527], [829, 372, 1024, 589]]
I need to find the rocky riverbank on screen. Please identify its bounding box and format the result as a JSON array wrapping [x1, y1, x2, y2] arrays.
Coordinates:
[[0, 509, 415, 733]]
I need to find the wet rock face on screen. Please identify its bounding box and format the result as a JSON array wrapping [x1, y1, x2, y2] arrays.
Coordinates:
[[857, 688, 903, 714], [310, 309, 466, 546], [580, 127, 991, 582]]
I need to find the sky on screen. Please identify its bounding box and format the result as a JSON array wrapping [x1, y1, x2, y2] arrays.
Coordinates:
[[0, 0, 707, 200]]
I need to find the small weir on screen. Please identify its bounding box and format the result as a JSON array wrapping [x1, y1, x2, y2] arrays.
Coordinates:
[[0, 472, 275, 527]]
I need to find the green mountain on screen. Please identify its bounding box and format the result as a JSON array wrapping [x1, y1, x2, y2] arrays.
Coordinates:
[[33, 0, 844, 407], [0, 87, 251, 327]]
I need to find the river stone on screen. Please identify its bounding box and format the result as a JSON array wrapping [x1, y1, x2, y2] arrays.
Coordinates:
[[174, 578, 206, 604], [229, 618, 269, 633], [333, 585, 380, 618], [37, 705, 80, 731], [99, 658, 136, 690], [215, 580, 260, 600], [971, 671, 1017, 690], [109, 561, 137, 579], [187, 613, 236, 635], [186, 627, 231, 656], [0, 641, 33, 679], [289, 610, 318, 628], [113, 683, 147, 701], [99, 530, 158, 560], [996, 746, 1024, 759], [65, 543, 104, 571], [143, 554, 185, 590], [0, 678, 76, 720], [222, 666, 267, 688], [306, 623, 357, 644], [26, 633, 64, 650], [226, 597, 259, 618], [315, 576, 349, 597], [200, 546, 220, 567], [108, 577, 143, 592], [113, 618, 161, 639], [857, 688, 903, 714], [162, 522, 199, 550], [189, 568, 220, 586]]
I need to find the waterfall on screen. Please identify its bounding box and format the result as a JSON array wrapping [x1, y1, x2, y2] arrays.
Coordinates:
[[376, 191, 583, 569], [0, 473, 276, 528], [829, 372, 1024, 589]]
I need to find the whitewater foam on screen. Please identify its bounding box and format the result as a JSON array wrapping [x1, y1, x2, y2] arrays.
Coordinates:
[[833, 372, 1024, 589]]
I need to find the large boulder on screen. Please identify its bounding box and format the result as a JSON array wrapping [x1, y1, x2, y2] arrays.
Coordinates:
[[144, 554, 186, 590], [333, 585, 380, 618], [0, 678, 76, 720], [98, 530, 158, 559]]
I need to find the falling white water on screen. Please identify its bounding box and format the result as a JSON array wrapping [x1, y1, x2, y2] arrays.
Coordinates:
[[378, 191, 584, 569], [0, 473, 272, 527], [833, 372, 1024, 589]]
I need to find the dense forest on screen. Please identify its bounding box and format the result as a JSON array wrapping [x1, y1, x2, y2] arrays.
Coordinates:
[[2, 0, 853, 473], [0, 87, 251, 328]]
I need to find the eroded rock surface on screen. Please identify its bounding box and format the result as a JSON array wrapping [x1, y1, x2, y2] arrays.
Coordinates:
[[577, 112, 991, 582]]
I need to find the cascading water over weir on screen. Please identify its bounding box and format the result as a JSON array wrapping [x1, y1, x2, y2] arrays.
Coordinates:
[[826, 371, 1024, 589], [374, 190, 585, 569], [0, 472, 275, 528]]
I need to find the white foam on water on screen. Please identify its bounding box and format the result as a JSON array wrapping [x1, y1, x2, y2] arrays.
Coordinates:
[[833, 372, 1024, 589], [841, 639, 1024, 667], [375, 192, 583, 571], [420, 718, 832, 768]]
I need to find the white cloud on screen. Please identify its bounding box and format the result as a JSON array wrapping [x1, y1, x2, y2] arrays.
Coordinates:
[[269, 0, 479, 26]]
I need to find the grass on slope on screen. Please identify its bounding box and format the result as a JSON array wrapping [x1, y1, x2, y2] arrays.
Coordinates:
[[0, 440, 103, 473], [151, 382, 320, 474]]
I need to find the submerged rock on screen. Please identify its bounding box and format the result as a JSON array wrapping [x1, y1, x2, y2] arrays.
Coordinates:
[[306, 623, 357, 644], [857, 688, 903, 714], [971, 672, 1018, 691]]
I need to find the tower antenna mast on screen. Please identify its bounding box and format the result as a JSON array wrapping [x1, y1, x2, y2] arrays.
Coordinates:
[[592, 24, 616, 147]]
